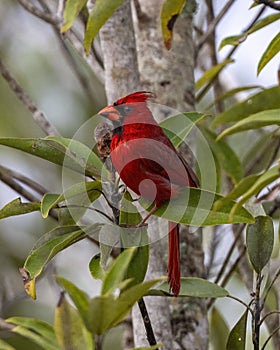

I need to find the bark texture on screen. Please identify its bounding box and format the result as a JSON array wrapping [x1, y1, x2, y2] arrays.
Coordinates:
[[99, 0, 140, 103], [99, 0, 208, 348]]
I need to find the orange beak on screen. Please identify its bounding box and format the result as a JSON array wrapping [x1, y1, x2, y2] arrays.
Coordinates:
[[98, 105, 121, 122]]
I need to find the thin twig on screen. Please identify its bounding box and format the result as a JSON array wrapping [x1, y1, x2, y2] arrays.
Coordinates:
[[226, 295, 254, 317], [261, 266, 280, 311], [0, 57, 60, 136], [255, 0, 280, 11], [17, 0, 61, 25], [261, 325, 280, 350], [260, 311, 280, 326], [137, 298, 157, 346], [214, 224, 245, 285], [220, 245, 247, 288], [0, 169, 43, 204], [208, 244, 247, 309], [0, 165, 48, 196], [196, 4, 267, 103], [196, 0, 236, 51]]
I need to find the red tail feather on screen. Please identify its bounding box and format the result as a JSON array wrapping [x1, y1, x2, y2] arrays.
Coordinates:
[[168, 222, 180, 296]]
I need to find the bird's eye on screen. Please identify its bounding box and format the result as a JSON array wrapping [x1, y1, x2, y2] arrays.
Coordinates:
[[122, 105, 132, 115]]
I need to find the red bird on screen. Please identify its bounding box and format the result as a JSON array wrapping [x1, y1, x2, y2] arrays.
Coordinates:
[[98, 91, 199, 295]]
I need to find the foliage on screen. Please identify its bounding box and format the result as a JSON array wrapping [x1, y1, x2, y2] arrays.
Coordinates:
[[0, 0, 280, 349]]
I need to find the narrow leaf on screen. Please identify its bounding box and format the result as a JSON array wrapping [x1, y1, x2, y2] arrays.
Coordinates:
[[55, 276, 90, 328], [89, 253, 105, 280], [205, 85, 263, 110], [196, 59, 234, 90], [149, 277, 228, 297], [229, 164, 279, 218], [41, 180, 102, 218], [161, 0, 186, 50], [101, 248, 136, 295], [160, 112, 207, 148], [140, 187, 254, 226], [201, 128, 243, 184], [214, 174, 261, 211], [246, 216, 274, 273], [242, 130, 280, 174], [6, 317, 58, 350], [210, 307, 229, 350], [258, 31, 280, 75], [131, 345, 163, 350], [61, 0, 88, 32], [84, 0, 125, 54], [0, 137, 103, 177], [219, 13, 280, 50], [22, 225, 87, 298], [217, 109, 280, 140], [0, 339, 15, 350], [120, 191, 149, 287], [54, 292, 94, 350], [0, 198, 40, 219], [226, 309, 248, 350], [211, 86, 280, 127]]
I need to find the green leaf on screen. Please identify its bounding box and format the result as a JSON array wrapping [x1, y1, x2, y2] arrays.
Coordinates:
[[6, 317, 58, 350], [23, 225, 87, 281], [227, 165, 279, 219], [205, 85, 263, 111], [61, 0, 87, 32], [160, 112, 207, 148], [246, 216, 274, 273], [0, 137, 103, 177], [54, 292, 94, 350], [211, 86, 280, 127], [217, 109, 280, 140], [226, 309, 248, 350], [140, 187, 254, 226], [41, 180, 102, 218], [0, 339, 16, 350], [195, 58, 234, 90], [87, 279, 162, 334], [84, 0, 125, 54], [0, 198, 40, 219], [201, 128, 243, 184], [101, 248, 136, 295], [131, 345, 163, 350], [214, 174, 261, 211], [219, 13, 280, 50], [120, 192, 149, 287], [258, 31, 280, 75], [210, 307, 229, 350], [89, 253, 105, 280], [161, 0, 186, 50], [46, 136, 103, 178], [242, 130, 280, 174], [55, 276, 90, 329], [148, 277, 228, 297]]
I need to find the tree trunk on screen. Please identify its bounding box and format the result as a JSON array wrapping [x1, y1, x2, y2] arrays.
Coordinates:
[[99, 0, 208, 348]]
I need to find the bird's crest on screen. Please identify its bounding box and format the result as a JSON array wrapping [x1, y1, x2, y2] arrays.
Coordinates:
[[113, 91, 155, 106]]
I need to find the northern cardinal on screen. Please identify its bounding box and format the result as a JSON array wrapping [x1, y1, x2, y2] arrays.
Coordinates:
[[97, 91, 199, 295]]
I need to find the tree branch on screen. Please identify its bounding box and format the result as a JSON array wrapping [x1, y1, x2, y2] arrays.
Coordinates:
[[255, 0, 280, 11], [17, 0, 61, 25], [137, 298, 157, 346], [196, 0, 236, 52], [0, 57, 60, 136]]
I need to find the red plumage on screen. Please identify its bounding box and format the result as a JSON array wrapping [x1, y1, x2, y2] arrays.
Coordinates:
[[98, 91, 199, 295]]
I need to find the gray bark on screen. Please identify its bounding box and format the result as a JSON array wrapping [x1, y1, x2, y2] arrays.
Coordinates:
[[99, 0, 141, 104], [99, 0, 208, 348]]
